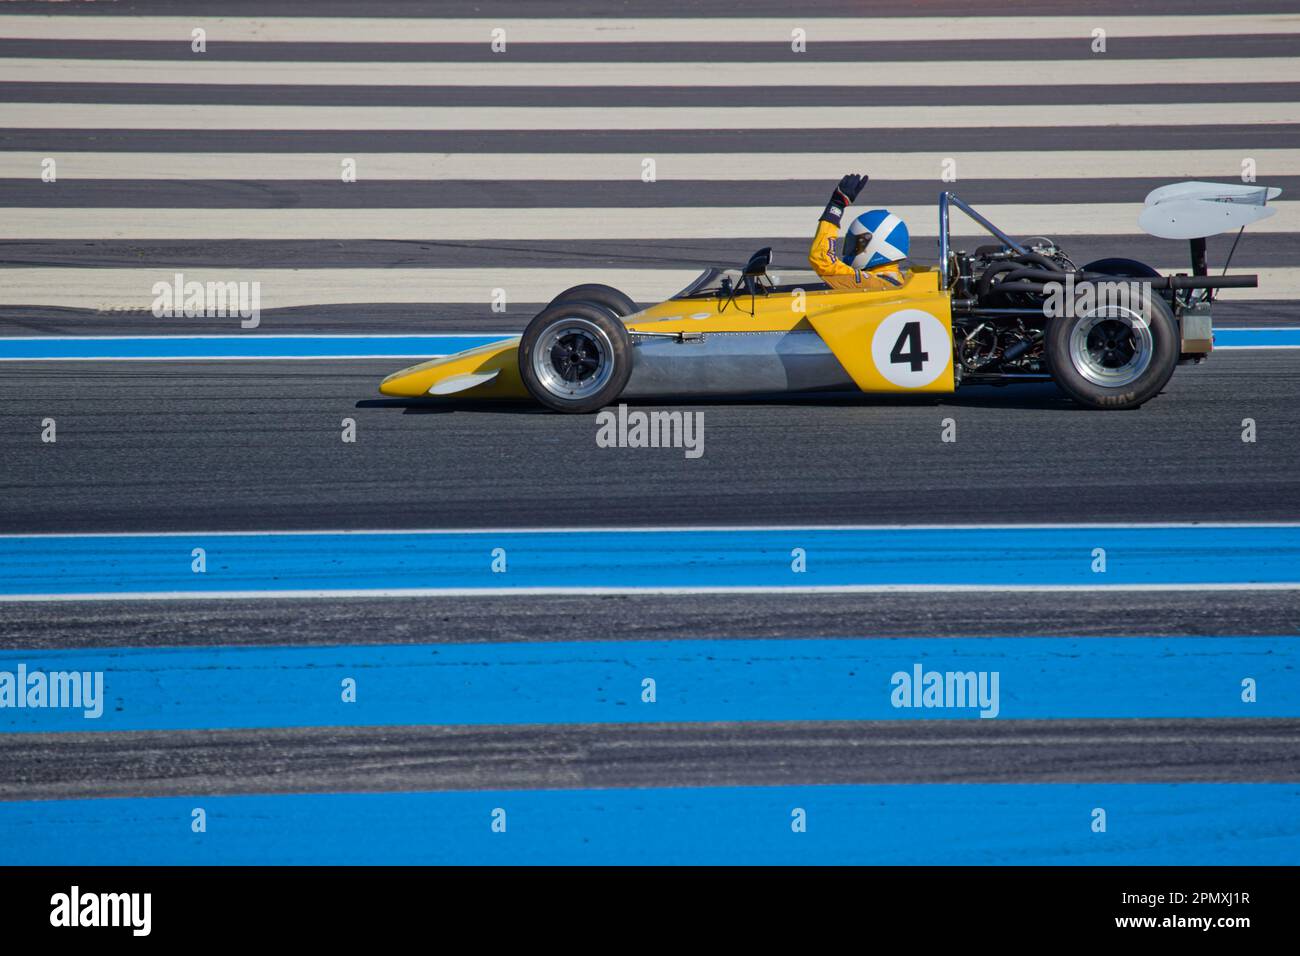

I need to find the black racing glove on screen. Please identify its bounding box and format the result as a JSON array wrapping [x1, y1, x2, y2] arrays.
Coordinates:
[[821, 173, 868, 226]]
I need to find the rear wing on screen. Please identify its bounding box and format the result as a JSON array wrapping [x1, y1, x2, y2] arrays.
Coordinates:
[[1138, 180, 1281, 279], [1139, 181, 1280, 240]]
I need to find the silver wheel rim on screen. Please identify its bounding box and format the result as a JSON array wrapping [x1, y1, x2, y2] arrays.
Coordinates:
[[1068, 306, 1154, 388], [531, 317, 615, 400]]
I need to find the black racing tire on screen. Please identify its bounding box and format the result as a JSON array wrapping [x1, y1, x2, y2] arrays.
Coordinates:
[[1045, 291, 1179, 410], [546, 283, 638, 318], [519, 302, 633, 413], [1082, 258, 1175, 308], [1080, 257, 1161, 279]]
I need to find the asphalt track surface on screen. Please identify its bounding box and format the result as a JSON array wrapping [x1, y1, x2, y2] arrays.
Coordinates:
[[2, 352, 1296, 533], [0, 0, 1298, 864], [3, 590, 1298, 648], [5, 720, 1298, 801]]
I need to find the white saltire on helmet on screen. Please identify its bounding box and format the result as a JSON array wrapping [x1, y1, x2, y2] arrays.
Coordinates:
[[843, 209, 910, 270]]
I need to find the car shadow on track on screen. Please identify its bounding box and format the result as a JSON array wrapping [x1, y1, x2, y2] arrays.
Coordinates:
[[356, 383, 1081, 414], [934, 383, 1085, 411], [355, 398, 543, 415]]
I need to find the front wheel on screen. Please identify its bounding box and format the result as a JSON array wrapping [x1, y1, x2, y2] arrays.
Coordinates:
[[518, 302, 632, 413], [546, 283, 638, 318], [1045, 293, 1179, 409]]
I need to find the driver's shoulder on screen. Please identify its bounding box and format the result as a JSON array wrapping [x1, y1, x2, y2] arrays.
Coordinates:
[[868, 262, 909, 287]]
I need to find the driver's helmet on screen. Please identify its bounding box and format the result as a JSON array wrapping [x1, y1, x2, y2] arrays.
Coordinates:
[[842, 209, 909, 270]]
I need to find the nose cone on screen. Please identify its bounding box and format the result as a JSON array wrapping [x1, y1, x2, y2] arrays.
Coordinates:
[[379, 365, 429, 397], [376, 336, 525, 400]]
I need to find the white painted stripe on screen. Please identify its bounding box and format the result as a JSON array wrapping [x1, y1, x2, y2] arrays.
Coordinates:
[[3, 59, 1296, 88], [1, 583, 1297, 602], [3, 150, 1296, 182], [3, 521, 1296, 539], [1, 265, 1293, 309], [2, 15, 1297, 43], [5, 102, 1295, 132], [8, 103, 1297, 132], [0, 268, 700, 308], [0, 204, 1293, 240]]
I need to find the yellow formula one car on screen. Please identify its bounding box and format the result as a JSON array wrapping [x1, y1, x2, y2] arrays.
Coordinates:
[[380, 187, 1268, 412]]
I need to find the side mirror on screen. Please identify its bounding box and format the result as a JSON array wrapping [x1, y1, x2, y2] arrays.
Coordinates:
[[742, 247, 772, 277]]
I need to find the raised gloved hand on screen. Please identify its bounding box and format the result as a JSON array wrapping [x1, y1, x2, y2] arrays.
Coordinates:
[[821, 173, 868, 225]]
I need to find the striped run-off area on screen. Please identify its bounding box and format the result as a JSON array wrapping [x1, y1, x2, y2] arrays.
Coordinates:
[[0, 0, 1298, 866]]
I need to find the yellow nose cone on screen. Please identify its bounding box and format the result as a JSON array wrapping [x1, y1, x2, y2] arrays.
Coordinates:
[[377, 337, 527, 400], [379, 366, 430, 397]]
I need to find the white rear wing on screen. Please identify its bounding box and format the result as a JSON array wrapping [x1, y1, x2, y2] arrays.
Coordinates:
[[1138, 181, 1282, 240]]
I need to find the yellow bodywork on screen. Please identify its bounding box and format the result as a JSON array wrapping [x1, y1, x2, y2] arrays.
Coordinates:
[[378, 268, 953, 399]]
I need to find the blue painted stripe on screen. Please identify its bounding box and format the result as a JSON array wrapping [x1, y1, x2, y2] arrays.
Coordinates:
[[0, 636, 1293, 731], [0, 335, 502, 360], [1, 784, 1295, 865], [0, 526, 1296, 598], [1216, 327, 1300, 348], [0, 328, 1294, 360]]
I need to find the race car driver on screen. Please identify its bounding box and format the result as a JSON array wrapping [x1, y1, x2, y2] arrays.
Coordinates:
[[808, 173, 910, 290]]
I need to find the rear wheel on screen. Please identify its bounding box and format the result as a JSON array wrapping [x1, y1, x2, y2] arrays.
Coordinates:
[[1080, 257, 1161, 279], [518, 302, 632, 413], [1045, 293, 1178, 409], [1081, 257, 1174, 308]]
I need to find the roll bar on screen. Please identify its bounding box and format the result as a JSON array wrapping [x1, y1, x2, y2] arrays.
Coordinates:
[[938, 191, 1029, 288]]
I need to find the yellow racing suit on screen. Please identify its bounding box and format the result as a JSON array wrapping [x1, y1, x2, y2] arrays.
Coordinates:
[[808, 219, 906, 291]]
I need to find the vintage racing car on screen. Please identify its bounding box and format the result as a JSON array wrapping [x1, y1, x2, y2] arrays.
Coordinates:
[[379, 183, 1274, 412]]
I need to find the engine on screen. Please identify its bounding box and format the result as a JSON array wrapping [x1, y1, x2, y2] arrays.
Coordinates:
[[948, 237, 1081, 379]]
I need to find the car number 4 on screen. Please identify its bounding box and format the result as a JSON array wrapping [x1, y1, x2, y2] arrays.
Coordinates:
[[889, 321, 929, 372], [870, 309, 950, 388]]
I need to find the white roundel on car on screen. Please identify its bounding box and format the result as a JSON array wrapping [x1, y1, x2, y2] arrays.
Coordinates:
[[871, 309, 951, 388]]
